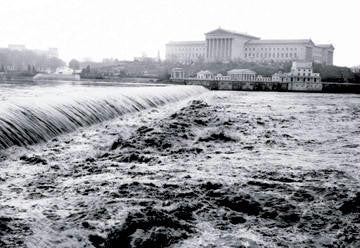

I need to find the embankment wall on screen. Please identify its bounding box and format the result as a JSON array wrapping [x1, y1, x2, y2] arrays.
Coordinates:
[[171, 79, 360, 93]]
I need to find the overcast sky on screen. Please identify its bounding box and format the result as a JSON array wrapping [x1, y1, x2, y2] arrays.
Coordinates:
[[0, 0, 358, 66]]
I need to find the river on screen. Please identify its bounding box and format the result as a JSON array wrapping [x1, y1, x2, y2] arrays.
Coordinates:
[[0, 81, 359, 247]]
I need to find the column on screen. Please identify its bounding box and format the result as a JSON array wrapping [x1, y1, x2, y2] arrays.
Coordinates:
[[206, 39, 209, 60], [210, 39, 214, 60], [224, 38, 228, 58], [223, 39, 226, 60], [221, 38, 224, 59], [220, 38, 223, 60], [215, 39, 218, 59], [219, 39, 222, 59], [217, 39, 221, 59], [211, 39, 214, 60], [221, 38, 225, 59], [225, 39, 228, 58], [212, 39, 215, 59], [212, 39, 215, 60], [229, 39, 232, 59], [226, 39, 230, 59]]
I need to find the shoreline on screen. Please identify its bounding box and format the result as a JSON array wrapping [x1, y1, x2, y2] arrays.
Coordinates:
[[170, 79, 360, 94], [1, 76, 359, 94]]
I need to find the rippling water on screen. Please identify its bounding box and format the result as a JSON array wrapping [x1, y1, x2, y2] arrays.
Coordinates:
[[0, 82, 359, 247], [0, 81, 207, 149]]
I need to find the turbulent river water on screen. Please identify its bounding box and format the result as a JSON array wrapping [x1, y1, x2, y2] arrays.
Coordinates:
[[0, 81, 359, 248]]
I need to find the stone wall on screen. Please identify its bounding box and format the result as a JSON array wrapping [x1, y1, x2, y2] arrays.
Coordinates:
[[288, 82, 322, 92], [183, 79, 359, 93]]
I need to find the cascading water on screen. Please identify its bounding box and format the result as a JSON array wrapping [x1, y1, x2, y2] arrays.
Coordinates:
[[0, 85, 208, 150]]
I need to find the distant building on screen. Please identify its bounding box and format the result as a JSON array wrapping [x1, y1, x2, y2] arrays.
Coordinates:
[[313, 44, 334, 65], [7, 44, 58, 58], [55, 67, 74, 75], [166, 27, 334, 65], [272, 72, 283, 82], [170, 68, 186, 79], [214, 73, 230, 81], [272, 61, 321, 83], [351, 66, 360, 73], [8, 44, 26, 51], [256, 75, 272, 82], [166, 41, 206, 64], [227, 69, 256, 81], [33, 48, 59, 58], [47, 48, 59, 58], [196, 70, 213, 80]]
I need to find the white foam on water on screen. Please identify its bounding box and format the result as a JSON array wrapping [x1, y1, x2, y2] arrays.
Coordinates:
[[0, 85, 208, 149]]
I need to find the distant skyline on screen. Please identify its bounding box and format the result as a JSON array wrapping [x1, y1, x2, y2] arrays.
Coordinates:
[[0, 0, 359, 66]]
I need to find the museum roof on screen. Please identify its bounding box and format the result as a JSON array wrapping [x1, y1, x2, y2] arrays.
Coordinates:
[[166, 41, 205, 46], [316, 44, 335, 49], [247, 39, 314, 45], [205, 28, 259, 39]]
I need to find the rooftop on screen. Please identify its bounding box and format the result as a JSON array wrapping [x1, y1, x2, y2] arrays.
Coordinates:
[[166, 41, 205, 46], [205, 28, 259, 39], [247, 39, 314, 45], [197, 70, 213, 74], [228, 69, 256, 74], [316, 44, 335, 49]]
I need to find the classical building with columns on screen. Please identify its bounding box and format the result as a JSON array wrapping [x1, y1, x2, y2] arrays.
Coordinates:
[[165, 28, 334, 65], [227, 69, 257, 81]]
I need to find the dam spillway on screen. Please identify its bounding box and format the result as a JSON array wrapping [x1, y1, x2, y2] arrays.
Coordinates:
[[0, 85, 208, 150]]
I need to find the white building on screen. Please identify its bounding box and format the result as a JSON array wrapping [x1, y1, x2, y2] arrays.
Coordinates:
[[170, 68, 186, 79], [166, 41, 206, 64], [214, 73, 231, 81], [33, 48, 59, 58], [55, 67, 74, 75], [351, 66, 360, 73], [228, 69, 256, 81], [166, 28, 334, 65], [196, 70, 213, 80], [272, 72, 283, 82], [272, 61, 321, 83], [256, 75, 272, 82], [8, 44, 26, 51], [7, 44, 59, 58]]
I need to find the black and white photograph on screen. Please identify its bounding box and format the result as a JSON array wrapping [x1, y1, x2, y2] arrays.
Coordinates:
[[0, 0, 359, 247]]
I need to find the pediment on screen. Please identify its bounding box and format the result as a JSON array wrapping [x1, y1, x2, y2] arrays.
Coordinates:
[[205, 28, 233, 36], [205, 28, 259, 39]]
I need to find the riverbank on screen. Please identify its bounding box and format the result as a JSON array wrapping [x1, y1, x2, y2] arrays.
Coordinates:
[[170, 79, 360, 93], [0, 91, 359, 247]]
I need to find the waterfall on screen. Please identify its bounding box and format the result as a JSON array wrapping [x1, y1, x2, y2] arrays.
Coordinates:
[[0, 85, 208, 150]]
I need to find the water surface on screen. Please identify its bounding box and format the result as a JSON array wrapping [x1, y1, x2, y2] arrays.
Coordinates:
[[0, 83, 359, 247]]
